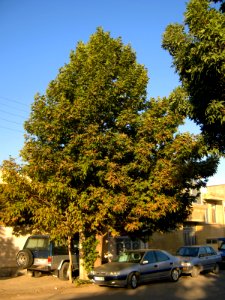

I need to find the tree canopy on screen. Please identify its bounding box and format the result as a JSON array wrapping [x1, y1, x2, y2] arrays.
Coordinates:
[[162, 0, 225, 153], [0, 28, 218, 271]]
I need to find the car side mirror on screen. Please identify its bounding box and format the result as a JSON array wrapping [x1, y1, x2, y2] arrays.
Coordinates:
[[142, 260, 149, 265]]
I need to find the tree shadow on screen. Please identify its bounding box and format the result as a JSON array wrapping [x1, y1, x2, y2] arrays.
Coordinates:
[[59, 271, 225, 300], [0, 226, 25, 277]]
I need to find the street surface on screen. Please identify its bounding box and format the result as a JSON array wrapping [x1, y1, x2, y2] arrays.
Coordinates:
[[1, 270, 225, 300]]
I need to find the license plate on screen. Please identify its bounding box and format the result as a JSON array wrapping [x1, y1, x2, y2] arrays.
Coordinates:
[[94, 276, 104, 281], [34, 258, 48, 265]]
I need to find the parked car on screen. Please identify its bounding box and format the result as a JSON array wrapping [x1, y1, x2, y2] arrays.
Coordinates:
[[217, 238, 225, 264], [16, 235, 79, 280], [88, 249, 182, 289], [176, 245, 221, 277]]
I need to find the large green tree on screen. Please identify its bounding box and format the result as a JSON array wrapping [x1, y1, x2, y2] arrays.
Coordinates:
[[0, 28, 218, 277], [162, 0, 225, 152]]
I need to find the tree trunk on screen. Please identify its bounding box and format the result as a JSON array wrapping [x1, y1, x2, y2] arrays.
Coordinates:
[[79, 231, 88, 280], [68, 236, 73, 284]]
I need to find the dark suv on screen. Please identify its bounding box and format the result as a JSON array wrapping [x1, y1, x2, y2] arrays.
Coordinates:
[[16, 235, 79, 280]]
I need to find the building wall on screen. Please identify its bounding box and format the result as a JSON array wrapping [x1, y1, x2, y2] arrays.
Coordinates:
[[149, 230, 184, 255], [0, 226, 29, 276], [196, 224, 225, 247]]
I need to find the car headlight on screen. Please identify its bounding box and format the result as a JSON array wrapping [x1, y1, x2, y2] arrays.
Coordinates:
[[181, 262, 192, 267]]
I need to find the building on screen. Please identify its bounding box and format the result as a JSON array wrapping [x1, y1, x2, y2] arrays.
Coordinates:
[[106, 185, 225, 257]]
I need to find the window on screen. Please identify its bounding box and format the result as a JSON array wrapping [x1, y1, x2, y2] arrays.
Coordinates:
[[177, 247, 199, 257], [183, 226, 196, 245], [26, 237, 49, 249], [155, 251, 169, 262], [212, 204, 216, 223], [143, 251, 157, 263], [205, 246, 216, 255], [206, 238, 218, 245], [115, 237, 141, 254], [199, 247, 207, 256]]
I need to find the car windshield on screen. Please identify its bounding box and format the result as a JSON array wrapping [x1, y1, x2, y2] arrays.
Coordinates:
[[177, 247, 199, 257], [115, 251, 144, 263]]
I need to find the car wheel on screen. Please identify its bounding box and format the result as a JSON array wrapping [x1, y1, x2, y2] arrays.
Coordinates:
[[191, 266, 200, 277], [170, 268, 180, 282], [59, 262, 70, 280], [16, 249, 33, 269], [127, 273, 138, 289], [212, 263, 220, 274]]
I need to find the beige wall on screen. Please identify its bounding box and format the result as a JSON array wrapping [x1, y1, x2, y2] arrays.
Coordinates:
[[150, 229, 184, 255], [196, 224, 225, 245], [150, 224, 225, 254], [0, 226, 29, 276]]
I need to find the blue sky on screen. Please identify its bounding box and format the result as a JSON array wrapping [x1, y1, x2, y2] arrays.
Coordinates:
[[0, 0, 224, 185]]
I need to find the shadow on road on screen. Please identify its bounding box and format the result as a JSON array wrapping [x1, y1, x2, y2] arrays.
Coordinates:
[[60, 272, 225, 300]]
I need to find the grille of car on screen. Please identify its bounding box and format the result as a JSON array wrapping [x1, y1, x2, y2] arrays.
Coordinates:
[[96, 271, 107, 275]]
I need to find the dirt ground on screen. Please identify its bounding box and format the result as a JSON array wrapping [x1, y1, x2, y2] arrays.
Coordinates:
[[0, 272, 97, 300], [2, 270, 225, 300]]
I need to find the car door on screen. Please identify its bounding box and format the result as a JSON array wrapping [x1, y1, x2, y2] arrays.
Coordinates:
[[205, 246, 218, 269], [154, 250, 174, 279], [198, 246, 209, 271], [139, 250, 158, 283]]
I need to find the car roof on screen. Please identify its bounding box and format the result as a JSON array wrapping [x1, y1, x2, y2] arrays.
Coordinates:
[[179, 245, 209, 248], [123, 249, 167, 252], [28, 235, 49, 238]]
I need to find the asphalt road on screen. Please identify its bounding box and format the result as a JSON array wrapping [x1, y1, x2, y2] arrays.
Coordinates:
[[1, 270, 225, 300]]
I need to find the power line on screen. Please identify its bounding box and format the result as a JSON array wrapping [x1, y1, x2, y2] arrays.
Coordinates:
[[0, 125, 24, 133], [0, 96, 30, 107], [0, 108, 27, 119], [0, 101, 28, 114], [0, 117, 24, 126]]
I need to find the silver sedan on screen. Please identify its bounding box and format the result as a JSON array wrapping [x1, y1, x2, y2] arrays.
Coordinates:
[[176, 245, 222, 277], [88, 249, 182, 289]]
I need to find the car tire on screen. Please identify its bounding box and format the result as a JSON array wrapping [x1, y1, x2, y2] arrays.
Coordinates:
[[127, 273, 138, 289], [212, 263, 220, 274], [16, 249, 33, 269], [170, 268, 180, 282], [191, 266, 200, 277], [59, 262, 70, 281]]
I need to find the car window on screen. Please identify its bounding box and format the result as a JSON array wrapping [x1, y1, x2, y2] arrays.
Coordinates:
[[117, 251, 143, 263], [199, 247, 207, 256], [177, 247, 199, 257], [155, 250, 170, 262], [143, 251, 157, 263], [205, 246, 216, 255], [25, 237, 49, 249]]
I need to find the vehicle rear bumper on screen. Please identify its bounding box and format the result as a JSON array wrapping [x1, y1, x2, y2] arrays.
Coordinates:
[[27, 265, 52, 272]]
